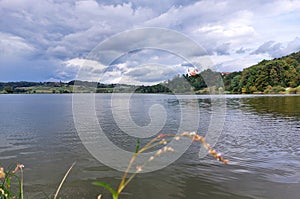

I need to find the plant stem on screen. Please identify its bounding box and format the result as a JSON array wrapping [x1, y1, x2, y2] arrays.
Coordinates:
[[53, 161, 76, 199]]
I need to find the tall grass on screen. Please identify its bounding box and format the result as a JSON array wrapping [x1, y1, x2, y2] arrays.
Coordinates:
[[0, 132, 228, 199], [94, 132, 228, 199], [0, 164, 24, 199], [53, 162, 76, 199]]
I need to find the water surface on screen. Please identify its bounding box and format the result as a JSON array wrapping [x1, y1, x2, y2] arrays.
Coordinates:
[[0, 94, 299, 199]]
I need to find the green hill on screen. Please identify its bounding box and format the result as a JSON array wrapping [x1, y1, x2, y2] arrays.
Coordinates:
[[1, 51, 300, 94], [223, 51, 300, 94], [152, 51, 300, 94]]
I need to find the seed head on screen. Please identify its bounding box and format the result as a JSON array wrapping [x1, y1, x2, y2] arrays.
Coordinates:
[[12, 164, 24, 174], [157, 134, 166, 139], [0, 167, 5, 179], [223, 159, 229, 164], [174, 136, 180, 141], [161, 139, 167, 145], [136, 165, 142, 172], [156, 149, 163, 156], [167, 147, 174, 152], [189, 132, 196, 136], [181, 132, 189, 136], [148, 156, 154, 161]]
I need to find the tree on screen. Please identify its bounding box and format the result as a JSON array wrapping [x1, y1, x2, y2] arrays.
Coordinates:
[[4, 86, 13, 94]]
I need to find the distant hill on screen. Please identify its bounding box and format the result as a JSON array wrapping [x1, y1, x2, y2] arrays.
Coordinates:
[[161, 50, 300, 94], [1, 51, 300, 94], [149, 51, 300, 94]]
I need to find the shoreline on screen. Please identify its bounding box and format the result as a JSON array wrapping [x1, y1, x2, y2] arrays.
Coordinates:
[[1, 92, 300, 95]]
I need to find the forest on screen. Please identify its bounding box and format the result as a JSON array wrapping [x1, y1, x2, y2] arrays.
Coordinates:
[[157, 51, 300, 94]]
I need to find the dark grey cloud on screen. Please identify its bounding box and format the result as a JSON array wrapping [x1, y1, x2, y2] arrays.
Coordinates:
[[216, 43, 231, 55], [251, 41, 276, 54], [1, 0, 300, 82], [284, 37, 300, 55], [124, 64, 180, 83], [252, 37, 300, 58], [236, 47, 249, 54], [97, 0, 200, 13]]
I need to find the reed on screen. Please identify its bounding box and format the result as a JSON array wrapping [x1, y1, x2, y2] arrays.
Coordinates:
[[53, 162, 76, 199], [94, 131, 228, 199], [0, 132, 228, 199], [0, 164, 24, 199]]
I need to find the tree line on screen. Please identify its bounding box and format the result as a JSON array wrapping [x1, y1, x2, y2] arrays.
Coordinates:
[[1, 51, 299, 94], [159, 51, 300, 94]]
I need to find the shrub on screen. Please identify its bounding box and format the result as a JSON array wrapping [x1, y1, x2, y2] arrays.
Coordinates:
[[0, 164, 24, 199], [264, 86, 285, 94]]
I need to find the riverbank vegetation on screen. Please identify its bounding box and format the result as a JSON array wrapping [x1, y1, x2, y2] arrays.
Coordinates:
[[0, 164, 24, 199], [0, 132, 228, 199], [225, 51, 300, 94], [1, 51, 299, 95]]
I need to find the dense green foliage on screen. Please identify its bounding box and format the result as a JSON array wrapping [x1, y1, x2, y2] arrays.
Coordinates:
[[152, 51, 300, 94], [0, 164, 24, 199], [223, 51, 300, 93], [160, 51, 299, 94], [159, 69, 223, 94]]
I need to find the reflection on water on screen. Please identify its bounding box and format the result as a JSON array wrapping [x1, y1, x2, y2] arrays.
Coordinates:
[[0, 94, 299, 199], [241, 95, 300, 118]]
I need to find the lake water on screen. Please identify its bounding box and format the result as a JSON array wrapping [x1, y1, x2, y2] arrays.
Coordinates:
[[0, 94, 299, 199]]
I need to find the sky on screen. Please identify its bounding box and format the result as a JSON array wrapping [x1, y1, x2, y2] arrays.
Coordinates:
[[1, 0, 300, 84]]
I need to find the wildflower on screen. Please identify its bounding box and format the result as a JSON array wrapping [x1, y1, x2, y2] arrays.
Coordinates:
[[97, 194, 102, 199], [199, 136, 205, 143], [157, 134, 166, 139], [181, 132, 189, 136], [0, 167, 5, 179], [136, 165, 142, 172], [204, 143, 211, 149], [12, 164, 24, 174], [163, 146, 168, 152], [167, 147, 174, 152], [192, 135, 202, 141], [156, 149, 163, 156], [189, 132, 196, 136], [216, 153, 222, 161], [209, 149, 216, 156], [148, 156, 154, 161], [174, 136, 180, 141], [161, 139, 167, 145], [0, 188, 8, 198]]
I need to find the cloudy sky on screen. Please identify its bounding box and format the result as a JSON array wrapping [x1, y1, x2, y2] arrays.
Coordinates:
[[1, 0, 300, 84]]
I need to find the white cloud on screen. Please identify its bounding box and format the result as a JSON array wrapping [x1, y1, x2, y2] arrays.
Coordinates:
[[58, 58, 108, 81], [64, 58, 105, 69], [101, 63, 182, 85], [260, 0, 300, 16], [251, 37, 300, 58], [210, 53, 272, 72], [1, 0, 300, 81], [0, 32, 35, 58], [196, 24, 256, 39], [284, 37, 300, 54]]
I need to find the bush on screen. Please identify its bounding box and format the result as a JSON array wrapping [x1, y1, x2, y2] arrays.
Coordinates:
[[296, 86, 300, 94], [264, 86, 286, 94], [286, 87, 297, 94]]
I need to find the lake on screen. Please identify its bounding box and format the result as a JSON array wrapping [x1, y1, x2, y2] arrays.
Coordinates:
[[0, 94, 299, 199]]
